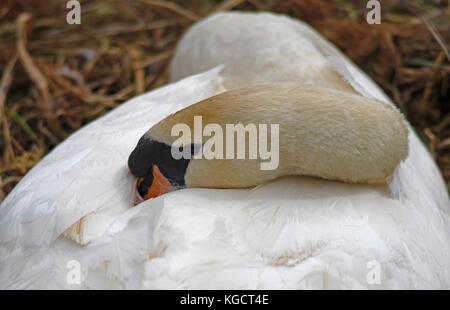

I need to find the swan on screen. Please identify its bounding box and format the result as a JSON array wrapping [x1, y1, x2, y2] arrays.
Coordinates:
[[0, 11, 449, 289]]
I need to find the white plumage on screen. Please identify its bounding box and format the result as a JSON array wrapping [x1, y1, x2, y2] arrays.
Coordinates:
[[1, 12, 449, 289]]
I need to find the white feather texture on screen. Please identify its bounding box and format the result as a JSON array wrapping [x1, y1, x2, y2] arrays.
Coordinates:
[[0, 67, 225, 288], [1, 11, 449, 289]]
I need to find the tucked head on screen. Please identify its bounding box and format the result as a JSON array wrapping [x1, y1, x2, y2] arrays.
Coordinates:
[[128, 137, 194, 199], [128, 83, 409, 201]]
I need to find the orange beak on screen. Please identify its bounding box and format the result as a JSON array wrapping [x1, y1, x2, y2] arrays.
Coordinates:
[[137, 165, 173, 200]]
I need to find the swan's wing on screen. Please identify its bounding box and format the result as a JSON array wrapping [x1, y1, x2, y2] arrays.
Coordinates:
[[0, 194, 165, 289], [3, 176, 447, 290], [141, 177, 450, 289], [0, 66, 225, 247], [6, 176, 447, 289]]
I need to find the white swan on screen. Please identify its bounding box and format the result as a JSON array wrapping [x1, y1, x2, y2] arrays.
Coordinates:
[[0, 12, 449, 289]]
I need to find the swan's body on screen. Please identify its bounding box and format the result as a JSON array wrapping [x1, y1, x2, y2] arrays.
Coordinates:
[[1, 12, 449, 289]]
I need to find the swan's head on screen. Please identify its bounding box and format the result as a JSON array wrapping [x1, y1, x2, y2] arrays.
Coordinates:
[[128, 137, 193, 199], [128, 83, 409, 201]]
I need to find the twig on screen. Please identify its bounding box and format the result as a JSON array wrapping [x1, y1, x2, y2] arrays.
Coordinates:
[[16, 13, 66, 139], [437, 138, 450, 150], [0, 176, 22, 189], [434, 113, 450, 133], [29, 19, 181, 47], [16, 14, 51, 106], [0, 55, 17, 130], [419, 51, 445, 113], [134, 51, 172, 69], [129, 47, 146, 94], [214, 0, 247, 12], [140, 0, 200, 21], [6, 108, 38, 143], [43, 64, 131, 107], [0, 55, 17, 165], [422, 16, 450, 63], [0, 179, 4, 202], [424, 127, 438, 156]]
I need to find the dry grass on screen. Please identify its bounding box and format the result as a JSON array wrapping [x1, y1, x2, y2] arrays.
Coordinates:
[[0, 0, 449, 202]]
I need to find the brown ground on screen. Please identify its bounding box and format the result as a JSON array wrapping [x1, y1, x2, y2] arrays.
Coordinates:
[[0, 0, 449, 202]]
